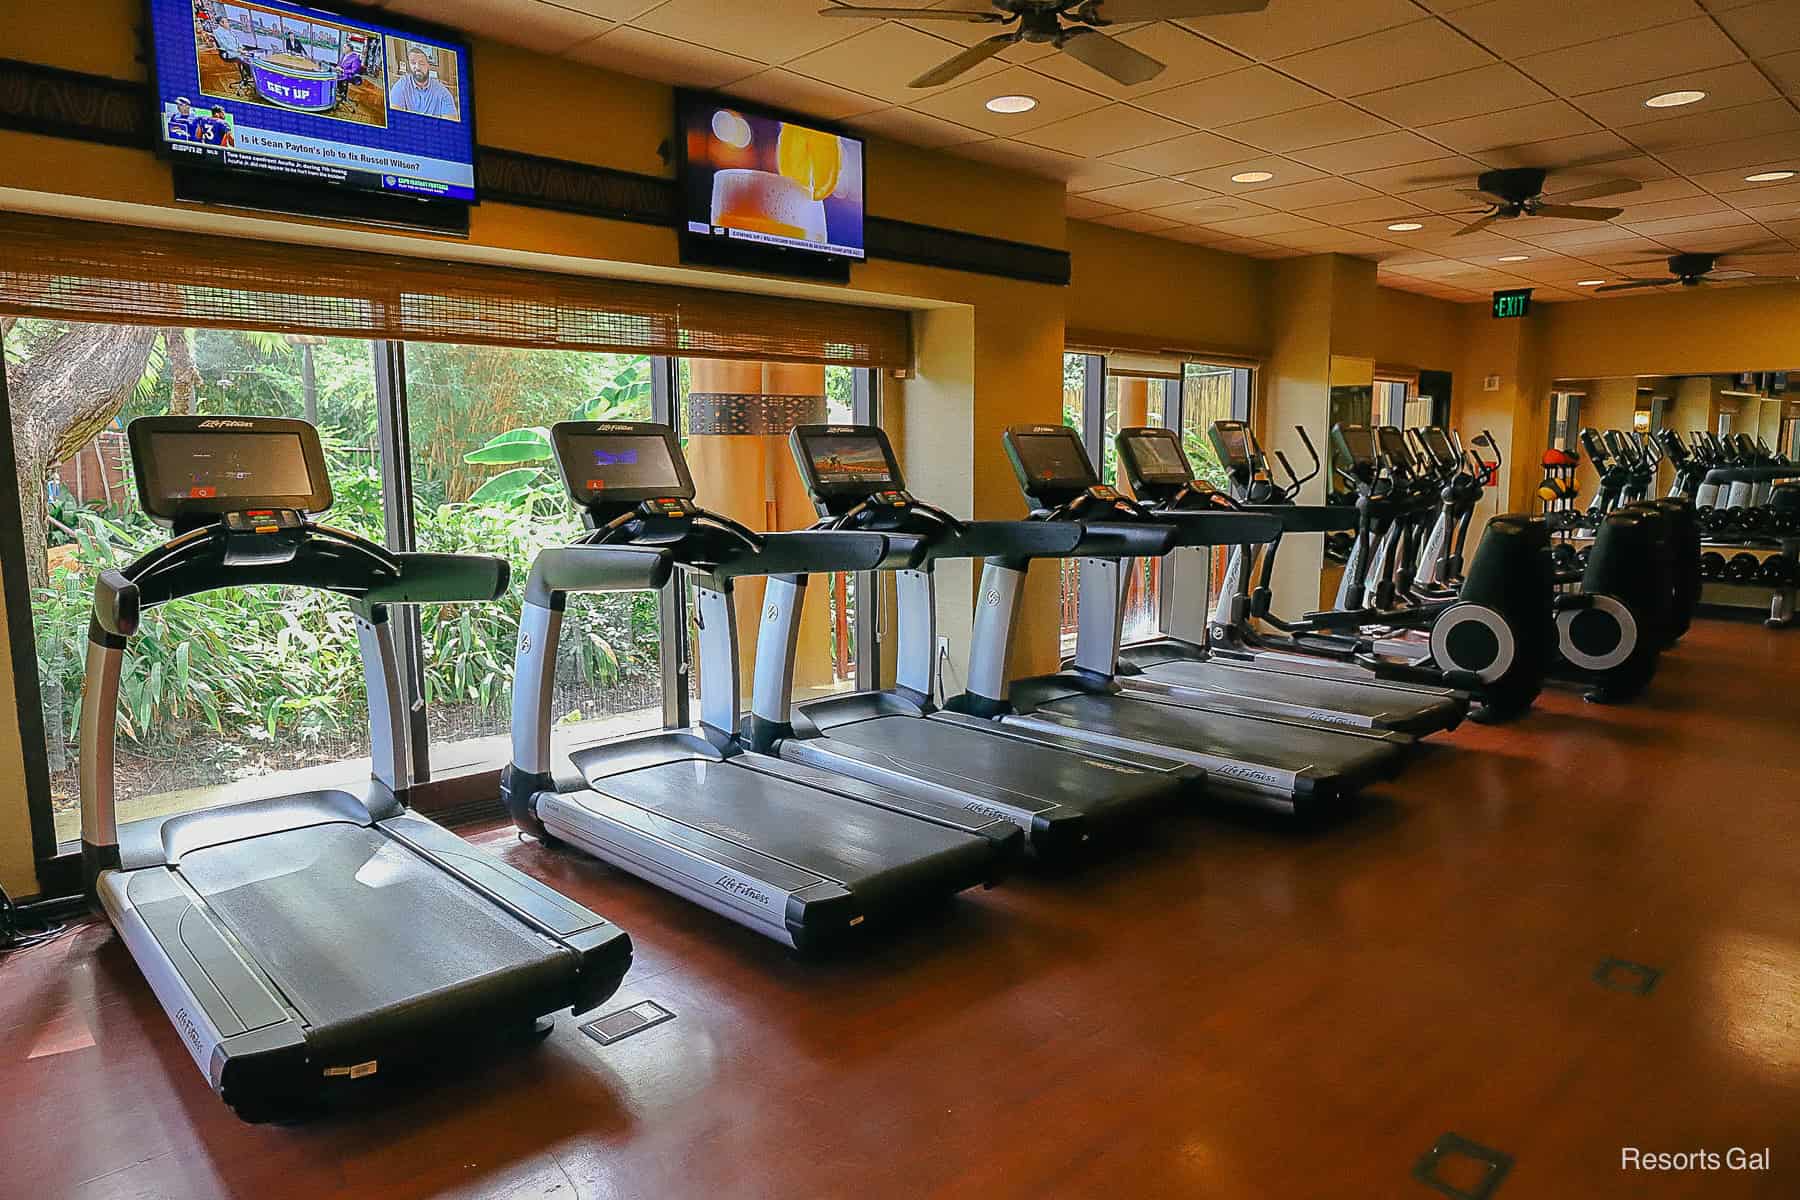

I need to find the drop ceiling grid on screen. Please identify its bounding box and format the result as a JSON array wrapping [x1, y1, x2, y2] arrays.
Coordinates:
[[390, 0, 1800, 301]]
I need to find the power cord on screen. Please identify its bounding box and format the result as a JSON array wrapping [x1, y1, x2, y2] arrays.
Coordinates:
[[0, 883, 74, 956]]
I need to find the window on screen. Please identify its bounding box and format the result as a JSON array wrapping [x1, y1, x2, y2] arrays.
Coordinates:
[[402, 345, 663, 773], [5, 320, 384, 843], [676, 359, 871, 715]]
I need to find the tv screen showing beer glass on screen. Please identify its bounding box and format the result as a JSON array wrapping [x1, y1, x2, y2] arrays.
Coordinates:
[[677, 93, 865, 261]]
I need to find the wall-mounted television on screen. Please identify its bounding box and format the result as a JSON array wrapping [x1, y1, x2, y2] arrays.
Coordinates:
[[675, 90, 865, 282], [146, 0, 477, 233]]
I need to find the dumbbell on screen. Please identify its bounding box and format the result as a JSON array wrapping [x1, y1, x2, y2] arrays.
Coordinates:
[[1576, 545, 1592, 571], [1700, 551, 1727, 580], [1759, 554, 1795, 586], [1551, 543, 1578, 572], [1741, 507, 1772, 535], [1726, 552, 1762, 582]]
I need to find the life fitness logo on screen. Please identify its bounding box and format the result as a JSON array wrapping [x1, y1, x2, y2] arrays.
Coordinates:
[[983, 589, 1002, 608], [197, 418, 255, 429], [594, 422, 633, 432], [764, 603, 780, 621]]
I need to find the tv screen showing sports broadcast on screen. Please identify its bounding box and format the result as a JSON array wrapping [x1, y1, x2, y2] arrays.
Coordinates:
[[148, 0, 476, 203], [679, 94, 865, 261]]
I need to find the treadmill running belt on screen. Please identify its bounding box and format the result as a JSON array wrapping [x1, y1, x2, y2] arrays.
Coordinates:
[[1140, 660, 1459, 727], [1036, 693, 1398, 779], [577, 758, 994, 912], [181, 824, 568, 1043]]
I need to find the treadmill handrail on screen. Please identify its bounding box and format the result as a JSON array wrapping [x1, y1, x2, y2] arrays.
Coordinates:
[[1238, 504, 1361, 534], [935, 520, 1085, 561], [1155, 510, 1283, 547], [524, 546, 674, 606], [728, 530, 924, 579], [92, 524, 509, 637], [1068, 521, 1177, 559]]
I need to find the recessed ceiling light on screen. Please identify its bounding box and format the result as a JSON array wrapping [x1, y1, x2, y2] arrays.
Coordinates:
[[985, 94, 1037, 114], [1577, 279, 1606, 286], [1744, 170, 1796, 183], [1645, 89, 1706, 108], [1387, 222, 1424, 232], [1498, 254, 1530, 262], [1230, 170, 1274, 183]]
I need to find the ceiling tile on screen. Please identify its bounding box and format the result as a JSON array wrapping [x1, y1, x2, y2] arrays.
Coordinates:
[[1723, 178, 1800, 208], [1395, 183, 1486, 213], [1354, 63, 1552, 128], [1202, 211, 1325, 237], [908, 64, 1110, 135], [1568, 62, 1778, 129], [1102, 130, 1260, 175], [1608, 194, 1736, 222], [845, 105, 986, 148], [787, 23, 1005, 105], [1670, 224, 1781, 251], [1065, 194, 1125, 220], [1699, 167, 1800, 197], [397, 0, 608, 53], [567, 26, 761, 86], [1662, 130, 1800, 173], [1094, 211, 1185, 233], [633, 0, 859, 65], [1135, 66, 1329, 128], [1289, 130, 1457, 175], [1161, 225, 1235, 245], [1478, 131, 1636, 169], [1176, 0, 1422, 62], [1714, 1, 1800, 56], [1266, 229, 1405, 255], [1422, 100, 1600, 154], [1628, 99, 1800, 155], [725, 70, 886, 120], [1246, 176, 1382, 210], [1210, 236, 1283, 254], [1015, 104, 1195, 158], [1619, 208, 1752, 235], [1441, 0, 1702, 59], [1148, 195, 1275, 224], [1080, 176, 1215, 210], [1275, 20, 1495, 97], [948, 138, 1087, 180], [1517, 18, 1744, 96], [1064, 159, 1153, 193], [1345, 154, 1490, 193], [1604, 177, 1706, 207], [1026, 24, 1250, 101], [1300, 195, 1432, 224], [1763, 50, 1800, 97], [1176, 155, 1326, 193], [553, 0, 664, 20], [1215, 102, 1396, 153]]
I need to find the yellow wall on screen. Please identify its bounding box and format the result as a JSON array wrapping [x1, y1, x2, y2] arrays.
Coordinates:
[[0, 627, 32, 896], [1064, 222, 1270, 356], [1540, 283, 1800, 380]]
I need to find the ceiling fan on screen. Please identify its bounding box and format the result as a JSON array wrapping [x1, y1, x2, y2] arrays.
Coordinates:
[[1428, 167, 1642, 237], [1595, 252, 1797, 293], [818, 0, 1272, 88]]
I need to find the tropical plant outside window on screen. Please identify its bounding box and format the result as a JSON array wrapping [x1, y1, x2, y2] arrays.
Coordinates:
[[403, 346, 662, 766], [6, 320, 384, 842]]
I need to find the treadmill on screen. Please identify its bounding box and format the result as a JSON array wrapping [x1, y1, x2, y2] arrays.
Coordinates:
[[502, 422, 1023, 952], [946, 423, 1411, 815], [742, 423, 1203, 863], [82, 416, 631, 1122], [1111, 425, 1465, 735]]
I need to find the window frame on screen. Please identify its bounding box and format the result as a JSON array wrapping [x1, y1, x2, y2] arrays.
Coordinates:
[[5, 314, 891, 900]]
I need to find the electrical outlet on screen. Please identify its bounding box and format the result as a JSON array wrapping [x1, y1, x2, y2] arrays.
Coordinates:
[[936, 635, 950, 658]]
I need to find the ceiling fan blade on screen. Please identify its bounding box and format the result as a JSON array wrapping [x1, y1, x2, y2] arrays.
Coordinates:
[[1454, 213, 1500, 236], [908, 32, 1018, 88], [1594, 279, 1677, 293], [1705, 268, 1756, 280], [1082, 0, 1270, 19], [1532, 204, 1624, 221], [820, 4, 1004, 19], [1542, 178, 1640, 204], [1058, 26, 1166, 86]]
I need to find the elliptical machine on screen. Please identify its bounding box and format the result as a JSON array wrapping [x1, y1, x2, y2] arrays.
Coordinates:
[[1211, 420, 1551, 723]]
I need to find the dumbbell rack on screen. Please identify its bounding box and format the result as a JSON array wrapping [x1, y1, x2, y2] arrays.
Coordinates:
[[1697, 536, 1799, 628], [1559, 531, 1799, 628]]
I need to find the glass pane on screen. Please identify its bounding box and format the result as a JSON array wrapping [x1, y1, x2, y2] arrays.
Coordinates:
[[1059, 353, 1091, 655], [403, 345, 660, 769], [1101, 372, 1177, 644], [1182, 363, 1249, 612], [679, 358, 862, 719], [4, 321, 382, 843]]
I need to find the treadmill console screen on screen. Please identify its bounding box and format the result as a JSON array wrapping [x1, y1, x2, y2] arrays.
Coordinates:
[[552, 422, 693, 506], [1375, 425, 1408, 461], [803, 434, 896, 488], [1121, 431, 1191, 484], [1008, 430, 1097, 493], [129, 416, 331, 523], [1334, 424, 1375, 465]]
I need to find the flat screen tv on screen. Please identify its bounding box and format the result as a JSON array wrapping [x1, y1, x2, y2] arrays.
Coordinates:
[[146, 0, 477, 233], [676, 91, 865, 281]]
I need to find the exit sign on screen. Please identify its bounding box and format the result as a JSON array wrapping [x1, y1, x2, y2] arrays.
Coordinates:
[[1492, 288, 1533, 319]]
